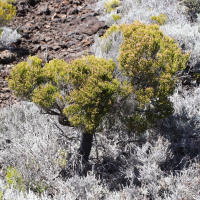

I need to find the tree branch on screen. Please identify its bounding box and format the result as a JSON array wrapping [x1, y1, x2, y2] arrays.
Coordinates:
[[48, 117, 79, 141], [58, 113, 72, 127], [40, 108, 60, 116]]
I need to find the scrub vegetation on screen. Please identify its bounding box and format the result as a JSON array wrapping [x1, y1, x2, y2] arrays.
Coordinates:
[[104, 0, 120, 13], [151, 13, 167, 25], [0, 0, 200, 199]]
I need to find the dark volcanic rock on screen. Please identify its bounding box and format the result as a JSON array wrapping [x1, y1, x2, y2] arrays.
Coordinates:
[[0, 50, 16, 64], [36, 4, 51, 15], [68, 8, 79, 15], [78, 18, 107, 35], [7, 0, 107, 63], [191, 62, 200, 73]]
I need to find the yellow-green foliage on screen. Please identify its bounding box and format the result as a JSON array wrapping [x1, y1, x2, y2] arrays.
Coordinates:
[[7, 56, 44, 98], [151, 13, 168, 25], [118, 21, 190, 130], [118, 21, 189, 105], [6, 164, 48, 196], [6, 0, 17, 4], [0, 28, 3, 36], [32, 83, 61, 109], [8, 55, 120, 133], [0, 0, 16, 26], [42, 58, 68, 85], [32, 181, 48, 196], [55, 148, 68, 168], [6, 166, 26, 193], [0, 190, 3, 200], [101, 24, 120, 53], [104, 0, 120, 13], [8, 21, 189, 135], [111, 14, 121, 21], [63, 56, 120, 133], [101, 24, 119, 39]]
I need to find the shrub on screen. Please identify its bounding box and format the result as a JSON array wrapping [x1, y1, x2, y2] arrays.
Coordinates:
[[151, 13, 168, 25], [5, 163, 49, 197], [6, 166, 26, 193], [0, 0, 20, 47], [104, 0, 120, 13], [8, 55, 121, 162], [31, 181, 48, 196], [111, 14, 121, 22], [8, 21, 190, 161], [117, 21, 190, 132], [0, 27, 21, 47], [55, 148, 68, 168], [101, 24, 119, 39], [0, 0, 16, 27]]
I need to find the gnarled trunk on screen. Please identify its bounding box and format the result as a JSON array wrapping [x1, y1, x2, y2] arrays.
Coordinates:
[[78, 132, 93, 162], [57, 114, 93, 162]]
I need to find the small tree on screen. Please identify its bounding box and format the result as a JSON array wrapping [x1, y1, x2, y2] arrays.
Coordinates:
[[117, 21, 190, 132], [8, 55, 121, 162], [7, 21, 189, 162]]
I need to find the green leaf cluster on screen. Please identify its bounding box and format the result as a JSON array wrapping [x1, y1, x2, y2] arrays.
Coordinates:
[[111, 14, 121, 22], [0, 0, 16, 27], [151, 13, 167, 25], [104, 0, 120, 13], [8, 21, 190, 135], [32, 181, 49, 196], [63, 56, 120, 133], [6, 166, 26, 193], [0, 190, 3, 200], [7, 56, 44, 98], [32, 83, 60, 109], [117, 20, 190, 131], [8, 55, 121, 133], [5, 165, 48, 196], [54, 148, 68, 168]]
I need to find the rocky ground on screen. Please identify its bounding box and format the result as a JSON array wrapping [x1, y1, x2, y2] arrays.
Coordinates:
[[0, 0, 108, 108]]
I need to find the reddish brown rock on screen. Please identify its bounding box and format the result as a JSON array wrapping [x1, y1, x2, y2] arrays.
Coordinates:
[[36, 3, 51, 15], [81, 39, 91, 47], [0, 50, 16, 64]]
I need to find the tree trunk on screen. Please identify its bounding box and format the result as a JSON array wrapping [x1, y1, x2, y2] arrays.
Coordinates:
[[78, 132, 93, 162]]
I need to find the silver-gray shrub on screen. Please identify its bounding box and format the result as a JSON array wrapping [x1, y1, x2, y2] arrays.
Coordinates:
[[0, 102, 82, 197], [0, 27, 21, 47], [160, 86, 200, 170], [0, 89, 200, 199], [94, 0, 200, 65]]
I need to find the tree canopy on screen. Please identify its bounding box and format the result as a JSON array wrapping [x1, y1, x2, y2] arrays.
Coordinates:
[[8, 55, 125, 134], [7, 21, 190, 161]]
